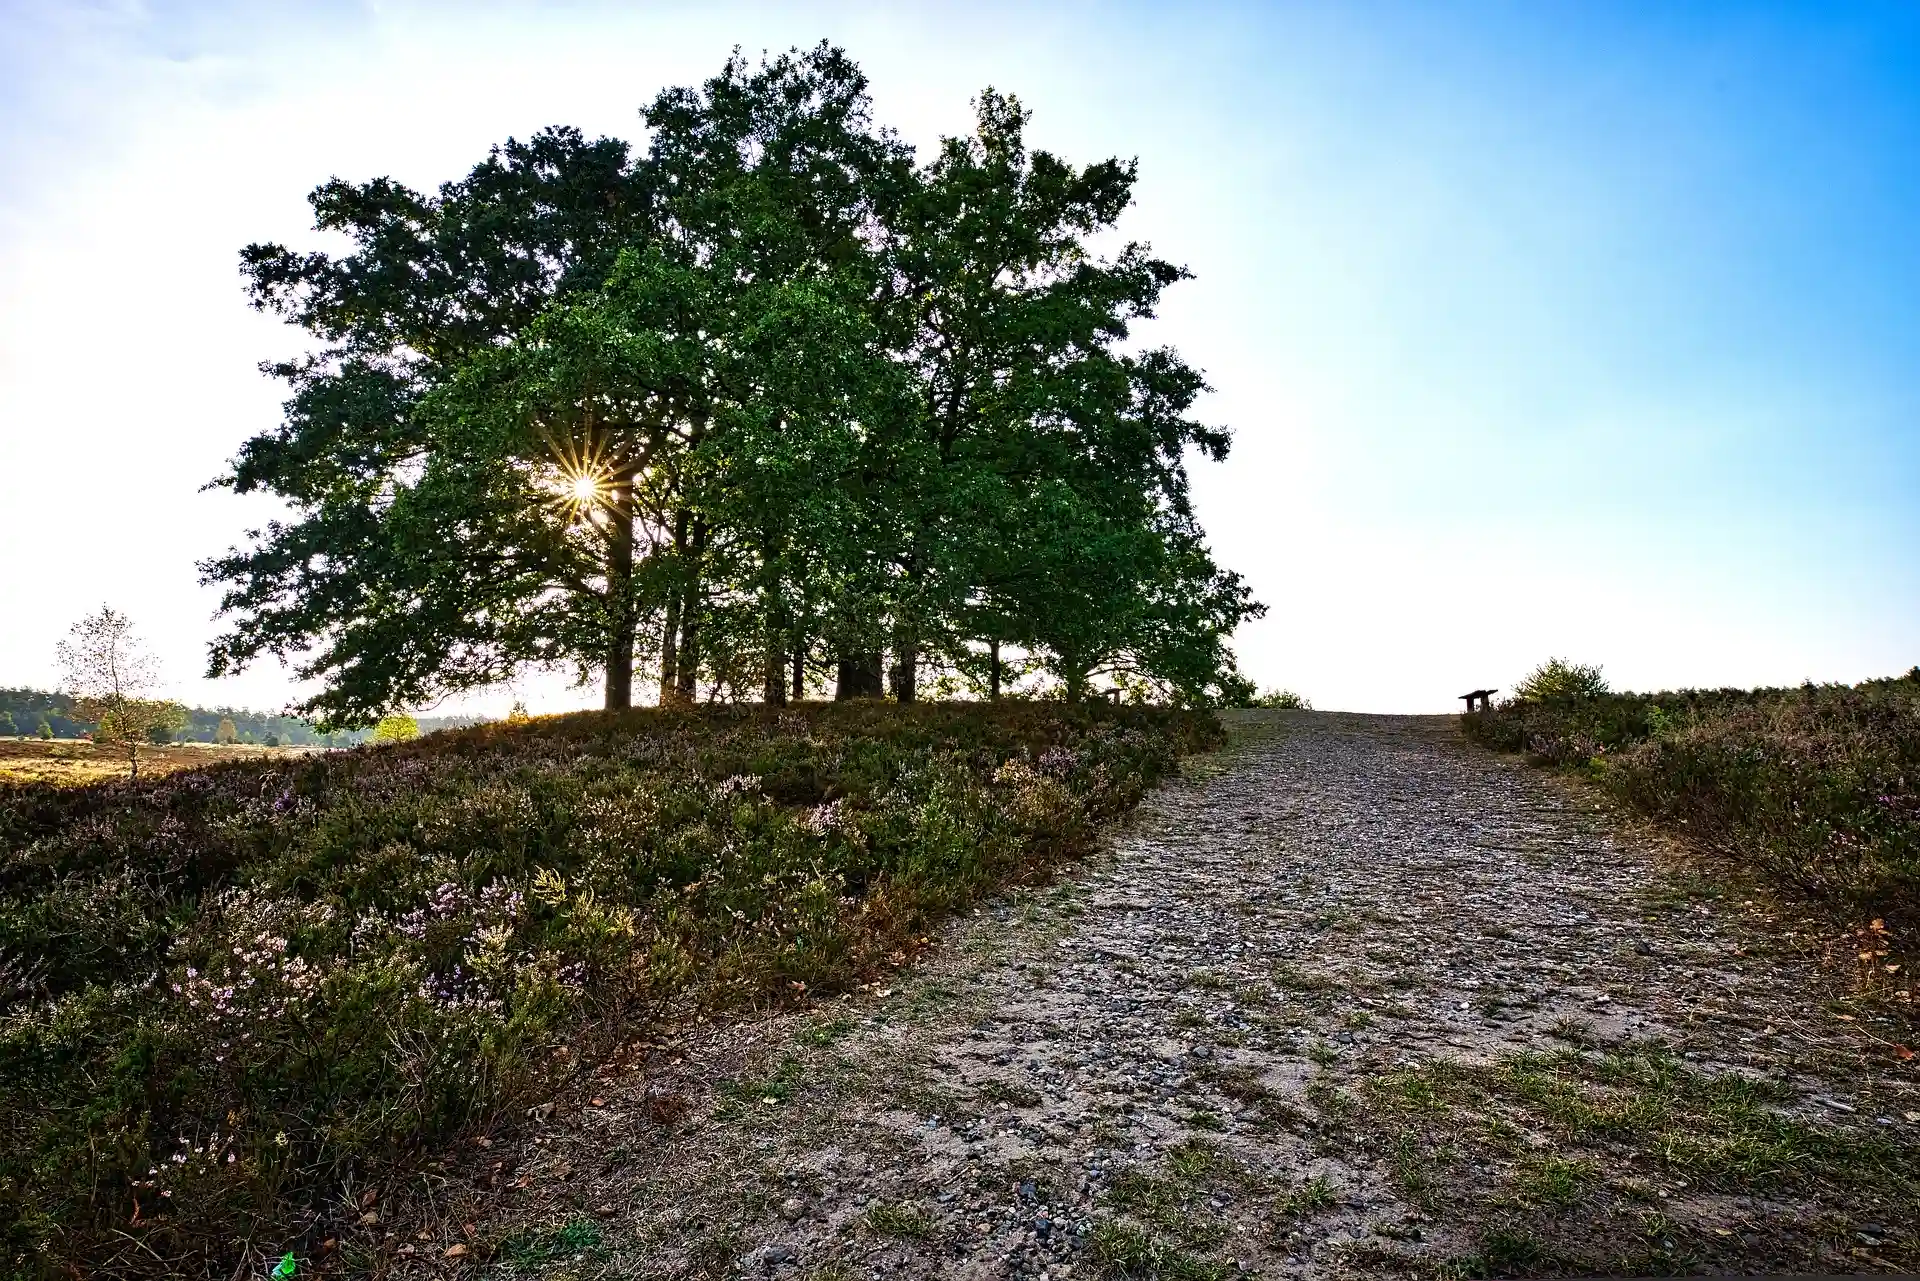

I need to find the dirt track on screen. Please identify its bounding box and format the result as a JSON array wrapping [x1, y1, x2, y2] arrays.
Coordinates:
[[399, 711, 1919, 1278]]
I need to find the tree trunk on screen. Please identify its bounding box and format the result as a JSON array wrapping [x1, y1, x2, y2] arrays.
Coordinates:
[[760, 565, 788, 706], [603, 470, 637, 712], [989, 640, 1001, 701], [658, 594, 681, 706], [763, 637, 788, 706], [891, 550, 921, 705], [791, 642, 806, 702], [835, 652, 884, 700], [674, 517, 707, 702], [659, 510, 687, 706], [889, 637, 917, 703], [674, 611, 699, 701]]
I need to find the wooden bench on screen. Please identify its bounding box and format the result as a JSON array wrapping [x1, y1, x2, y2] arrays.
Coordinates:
[[1459, 688, 1498, 713]]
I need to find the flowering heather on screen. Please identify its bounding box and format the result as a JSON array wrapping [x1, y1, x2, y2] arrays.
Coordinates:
[[1463, 670, 1920, 925], [0, 701, 1219, 1278]]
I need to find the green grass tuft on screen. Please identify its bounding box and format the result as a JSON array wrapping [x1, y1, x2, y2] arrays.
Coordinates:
[[863, 1201, 935, 1239], [1090, 1218, 1228, 1280], [499, 1218, 607, 1270]]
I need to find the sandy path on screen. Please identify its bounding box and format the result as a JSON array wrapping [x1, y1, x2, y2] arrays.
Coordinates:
[[401, 711, 1919, 1279]]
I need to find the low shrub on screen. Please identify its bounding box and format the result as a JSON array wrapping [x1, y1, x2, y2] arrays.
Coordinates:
[[1242, 689, 1313, 710], [1463, 669, 1920, 924], [0, 700, 1219, 1278], [1512, 657, 1610, 703]]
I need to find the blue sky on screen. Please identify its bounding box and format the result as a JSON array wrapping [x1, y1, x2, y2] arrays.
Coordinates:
[[1, 0, 1915, 713]]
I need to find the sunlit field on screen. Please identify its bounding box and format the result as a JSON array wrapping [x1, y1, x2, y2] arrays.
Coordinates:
[[0, 737, 314, 786]]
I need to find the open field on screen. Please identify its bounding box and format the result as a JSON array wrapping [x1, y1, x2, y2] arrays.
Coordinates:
[[0, 736, 317, 786]]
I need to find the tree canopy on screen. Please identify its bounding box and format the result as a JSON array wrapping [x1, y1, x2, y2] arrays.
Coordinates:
[[204, 45, 1261, 725]]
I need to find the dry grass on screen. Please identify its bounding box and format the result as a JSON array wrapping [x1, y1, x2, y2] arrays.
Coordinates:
[[0, 737, 311, 786]]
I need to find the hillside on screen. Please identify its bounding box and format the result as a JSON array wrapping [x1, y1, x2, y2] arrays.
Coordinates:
[[0, 700, 1218, 1278], [332, 713, 1917, 1279], [1463, 669, 1920, 930]]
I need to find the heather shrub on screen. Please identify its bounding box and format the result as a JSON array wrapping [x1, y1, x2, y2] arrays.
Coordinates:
[[1464, 671, 1920, 922], [0, 701, 1219, 1278]]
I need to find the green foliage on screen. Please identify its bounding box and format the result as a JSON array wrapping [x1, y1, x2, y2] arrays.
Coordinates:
[[0, 711, 14, 736], [0, 690, 88, 740], [498, 1218, 606, 1269], [1464, 670, 1920, 923], [35, 720, 50, 740], [203, 46, 1259, 725], [91, 699, 186, 751], [879, 90, 1262, 706], [1243, 688, 1312, 710], [367, 713, 419, 744], [184, 706, 356, 746], [1513, 657, 1610, 703], [0, 701, 1218, 1277]]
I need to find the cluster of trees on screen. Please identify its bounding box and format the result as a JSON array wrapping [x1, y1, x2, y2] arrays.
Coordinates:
[[204, 45, 1262, 727], [184, 708, 344, 746], [0, 690, 81, 739]]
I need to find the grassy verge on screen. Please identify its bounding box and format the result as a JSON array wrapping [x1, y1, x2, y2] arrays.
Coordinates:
[[1355, 1042, 1915, 1276], [1462, 672, 1920, 932], [0, 700, 1219, 1278]]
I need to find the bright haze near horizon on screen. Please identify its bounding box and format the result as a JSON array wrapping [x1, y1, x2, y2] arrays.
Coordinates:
[[2, 1, 1916, 717]]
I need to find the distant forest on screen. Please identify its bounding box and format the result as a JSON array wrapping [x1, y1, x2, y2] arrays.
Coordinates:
[[0, 689, 479, 746]]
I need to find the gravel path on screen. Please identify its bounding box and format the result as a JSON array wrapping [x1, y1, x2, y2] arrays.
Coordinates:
[[406, 711, 1919, 1279]]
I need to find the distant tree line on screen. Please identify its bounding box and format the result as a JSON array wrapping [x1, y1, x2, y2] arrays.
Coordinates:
[[0, 690, 87, 740], [0, 689, 477, 746], [204, 44, 1263, 728]]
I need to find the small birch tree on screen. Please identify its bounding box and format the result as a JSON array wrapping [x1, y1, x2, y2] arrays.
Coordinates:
[[56, 606, 181, 780]]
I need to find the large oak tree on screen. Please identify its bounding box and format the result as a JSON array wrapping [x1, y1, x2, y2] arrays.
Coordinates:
[[204, 47, 1259, 724]]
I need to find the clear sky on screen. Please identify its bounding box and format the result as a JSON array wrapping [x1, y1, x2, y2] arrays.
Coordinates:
[[2, 0, 1915, 715]]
